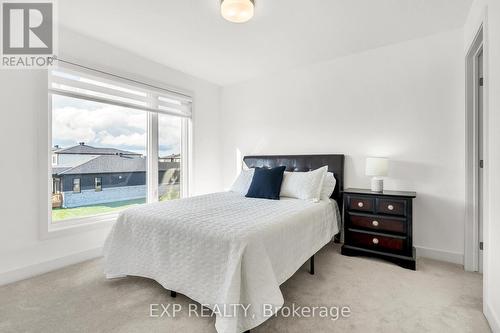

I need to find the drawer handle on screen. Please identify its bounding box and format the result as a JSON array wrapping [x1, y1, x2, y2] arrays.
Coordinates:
[[387, 204, 394, 211], [372, 238, 379, 245], [372, 220, 379, 227], [357, 202, 364, 208]]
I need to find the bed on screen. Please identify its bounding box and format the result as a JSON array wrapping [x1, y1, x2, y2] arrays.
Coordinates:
[[103, 154, 345, 333]]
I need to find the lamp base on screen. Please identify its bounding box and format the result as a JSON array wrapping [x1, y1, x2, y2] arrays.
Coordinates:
[[371, 178, 384, 192]]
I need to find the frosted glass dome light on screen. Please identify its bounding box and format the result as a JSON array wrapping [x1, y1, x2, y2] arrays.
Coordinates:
[[221, 0, 255, 23]]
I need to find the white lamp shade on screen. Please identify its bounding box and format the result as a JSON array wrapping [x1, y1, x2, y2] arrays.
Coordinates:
[[365, 157, 389, 177], [221, 0, 255, 23]]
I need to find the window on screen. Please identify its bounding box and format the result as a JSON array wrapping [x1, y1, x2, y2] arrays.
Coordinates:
[[95, 177, 102, 192], [49, 64, 191, 225], [73, 178, 81, 193], [158, 114, 182, 201], [52, 178, 61, 194]]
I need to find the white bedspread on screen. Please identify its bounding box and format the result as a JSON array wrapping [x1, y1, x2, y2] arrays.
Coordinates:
[[103, 192, 339, 333]]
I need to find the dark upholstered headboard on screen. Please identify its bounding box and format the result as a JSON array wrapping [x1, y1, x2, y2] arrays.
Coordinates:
[[243, 154, 345, 205]]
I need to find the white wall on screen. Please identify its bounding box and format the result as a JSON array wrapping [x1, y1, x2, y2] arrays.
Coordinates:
[[221, 29, 465, 264], [0, 28, 222, 284], [465, 1, 500, 331]]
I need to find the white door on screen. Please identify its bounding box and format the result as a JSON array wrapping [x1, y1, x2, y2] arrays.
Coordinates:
[[477, 49, 484, 273]]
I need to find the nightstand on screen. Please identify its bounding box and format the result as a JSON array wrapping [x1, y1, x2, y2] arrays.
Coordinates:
[[341, 188, 417, 270]]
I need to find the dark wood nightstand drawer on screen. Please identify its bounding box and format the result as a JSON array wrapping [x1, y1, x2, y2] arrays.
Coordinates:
[[376, 198, 407, 216], [348, 196, 374, 212], [342, 188, 416, 270], [348, 213, 406, 234], [347, 230, 406, 253]]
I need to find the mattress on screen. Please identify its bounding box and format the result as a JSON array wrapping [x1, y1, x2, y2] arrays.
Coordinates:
[[103, 191, 340, 333]]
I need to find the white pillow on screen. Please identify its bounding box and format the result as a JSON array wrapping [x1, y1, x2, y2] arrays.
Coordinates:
[[280, 166, 328, 202], [229, 168, 255, 195], [320, 172, 336, 201]]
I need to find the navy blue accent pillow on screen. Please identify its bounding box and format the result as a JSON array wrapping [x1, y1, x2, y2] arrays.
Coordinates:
[[245, 166, 286, 200]]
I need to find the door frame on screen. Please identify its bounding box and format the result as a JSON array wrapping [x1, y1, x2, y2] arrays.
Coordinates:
[[464, 23, 488, 272]]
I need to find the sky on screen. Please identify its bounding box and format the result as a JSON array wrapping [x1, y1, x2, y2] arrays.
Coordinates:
[[52, 95, 181, 156]]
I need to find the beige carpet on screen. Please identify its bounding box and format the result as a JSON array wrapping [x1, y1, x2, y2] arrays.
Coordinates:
[[0, 244, 490, 333]]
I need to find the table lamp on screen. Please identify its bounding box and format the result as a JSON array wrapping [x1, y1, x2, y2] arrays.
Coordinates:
[[365, 157, 389, 192]]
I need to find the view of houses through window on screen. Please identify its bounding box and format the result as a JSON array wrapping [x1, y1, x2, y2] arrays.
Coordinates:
[[51, 94, 183, 222], [158, 114, 182, 202]]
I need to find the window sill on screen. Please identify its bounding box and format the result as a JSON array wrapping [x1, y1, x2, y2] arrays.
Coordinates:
[[40, 213, 118, 240]]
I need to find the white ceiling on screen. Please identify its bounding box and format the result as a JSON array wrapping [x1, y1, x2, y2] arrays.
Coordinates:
[[59, 0, 472, 86]]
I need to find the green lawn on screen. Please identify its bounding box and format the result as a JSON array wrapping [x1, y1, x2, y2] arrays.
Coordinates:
[[52, 198, 146, 222]]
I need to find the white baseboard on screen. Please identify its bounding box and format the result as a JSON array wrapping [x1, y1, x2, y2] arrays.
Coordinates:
[[415, 245, 464, 265], [0, 247, 103, 286], [485, 302, 500, 333]]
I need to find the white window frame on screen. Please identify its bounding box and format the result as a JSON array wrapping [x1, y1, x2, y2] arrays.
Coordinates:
[[41, 61, 193, 238]]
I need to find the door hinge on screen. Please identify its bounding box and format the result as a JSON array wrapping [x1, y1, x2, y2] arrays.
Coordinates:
[[480, 242, 484, 250], [479, 77, 484, 86], [479, 160, 484, 168]]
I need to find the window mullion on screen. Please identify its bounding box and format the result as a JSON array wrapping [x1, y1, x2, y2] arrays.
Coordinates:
[[147, 94, 159, 203], [181, 118, 191, 198]]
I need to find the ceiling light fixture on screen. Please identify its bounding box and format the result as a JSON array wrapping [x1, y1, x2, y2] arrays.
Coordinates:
[[221, 0, 255, 23]]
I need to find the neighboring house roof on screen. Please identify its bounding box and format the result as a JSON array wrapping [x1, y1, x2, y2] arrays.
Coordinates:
[[54, 155, 178, 175], [52, 167, 72, 175], [160, 153, 181, 159], [54, 143, 141, 156]]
